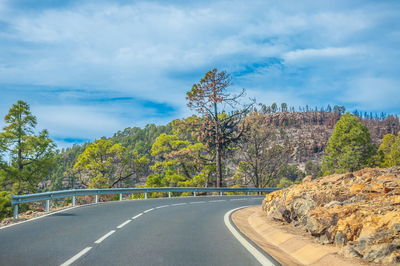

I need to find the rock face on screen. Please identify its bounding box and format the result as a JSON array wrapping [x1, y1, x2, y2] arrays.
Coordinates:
[[262, 167, 400, 265]]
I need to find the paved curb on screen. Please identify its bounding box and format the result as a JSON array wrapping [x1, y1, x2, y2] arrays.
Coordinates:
[[231, 206, 366, 266]]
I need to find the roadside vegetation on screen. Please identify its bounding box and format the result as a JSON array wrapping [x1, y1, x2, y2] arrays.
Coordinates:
[[1, 69, 400, 219]]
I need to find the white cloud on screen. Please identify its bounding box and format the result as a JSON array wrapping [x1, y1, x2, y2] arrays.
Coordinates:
[[0, 0, 399, 147], [283, 47, 360, 64], [32, 105, 125, 140]]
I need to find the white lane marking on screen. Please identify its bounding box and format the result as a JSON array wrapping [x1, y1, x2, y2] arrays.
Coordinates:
[[155, 205, 169, 209], [3, 195, 253, 230], [117, 219, 131, 229], [60, 246, 92, 266], [208, 200, 226, 202], [190, 201, 206, 204], [171, 203, 187, 206], [230, 199, 247, 201], [224, 206, 276, 266], [94, 230, 116, 244], [143, 208, 155, 213], [132, 213, 143, 219]]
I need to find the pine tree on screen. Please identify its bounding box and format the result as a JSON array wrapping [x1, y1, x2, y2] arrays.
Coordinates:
[[378, 133, 400, 167], [186, 69, 253, 187], [0, 101, 55, 193], [322, 113, 376, 175]]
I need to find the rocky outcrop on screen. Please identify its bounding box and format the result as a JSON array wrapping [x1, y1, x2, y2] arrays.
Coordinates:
[[262, 167, 400, 265]]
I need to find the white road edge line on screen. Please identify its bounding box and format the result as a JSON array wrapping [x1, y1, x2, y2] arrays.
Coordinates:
[[60, 246, 92, 266], [94, 230, 116, 244], [132, 213, 143, 219], [190, 201, 206, 204], [224, 206, 276, 266], [171, 203, 187, 206], [143, 208, 155, 213], [208, 200, 226, 202], [117, 219, 131, 229], [155, 205, 169, 209]]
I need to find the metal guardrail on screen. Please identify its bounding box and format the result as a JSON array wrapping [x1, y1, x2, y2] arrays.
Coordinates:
[[11, 187, 279, 219]]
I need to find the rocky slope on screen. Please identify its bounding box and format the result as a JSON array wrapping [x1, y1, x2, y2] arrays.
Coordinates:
[[261, 112, 400, 164], [262, 167, 400, 265]]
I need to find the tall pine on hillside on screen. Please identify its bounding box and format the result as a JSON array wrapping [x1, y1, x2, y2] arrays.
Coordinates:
[[322, 113, 375, 175], [0, 101, 55, 193]]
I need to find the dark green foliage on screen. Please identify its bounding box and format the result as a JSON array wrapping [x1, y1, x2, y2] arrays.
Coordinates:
[[322, 113, 376, 175], [0, 101, 55, 194], [47, 144, 87, 190], [0, 191, 12, 219], [112, 124, 172, 155], [277, 164, 305, 182], [305, 160, 322, 179]]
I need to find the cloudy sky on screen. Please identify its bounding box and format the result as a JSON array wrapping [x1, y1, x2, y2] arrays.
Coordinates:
[[0, 0, 399, 147]]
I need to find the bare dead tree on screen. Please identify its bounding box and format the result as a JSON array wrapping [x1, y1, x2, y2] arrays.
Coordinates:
[[186, 68, 253, 187]]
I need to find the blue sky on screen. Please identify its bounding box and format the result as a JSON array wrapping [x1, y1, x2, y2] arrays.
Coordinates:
[[0, 0, 399, 147]]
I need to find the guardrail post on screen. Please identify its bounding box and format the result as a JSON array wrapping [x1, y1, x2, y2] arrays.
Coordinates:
[[168, 192, 171, 198], [95, 194, 99, 204], [193, 191, 196, 197], [119, 193, 122, 201], [144, 192, 148, 199], [45, 199, 50, 212], [72, 196, 76, 207], [13, 204, 18, 219], [247, 191, 250, 196], [219, 191, 223, 196]]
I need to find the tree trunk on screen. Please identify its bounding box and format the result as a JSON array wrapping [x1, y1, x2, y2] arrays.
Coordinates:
[[216, 145, 223, 187], [214, 102, 223, 187]]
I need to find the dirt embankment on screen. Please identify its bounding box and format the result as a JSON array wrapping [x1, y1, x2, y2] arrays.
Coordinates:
[[262, 167, 400, 265]]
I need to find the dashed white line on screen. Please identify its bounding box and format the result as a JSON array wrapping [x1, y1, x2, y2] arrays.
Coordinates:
[[60, 247, 92, 266], [60, 198, 254, 266], [132, 213, 143, 219], [190, 201, 206, 204], [171, 203, 187, 206], [94, 230, 116, 244], [116, 219, 131, 229], [143, 208, 155, 213]]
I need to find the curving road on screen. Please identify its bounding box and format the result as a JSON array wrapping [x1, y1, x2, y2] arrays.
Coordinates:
[[0, 196, 273, 266]]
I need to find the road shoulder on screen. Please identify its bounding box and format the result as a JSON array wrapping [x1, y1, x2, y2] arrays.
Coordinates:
[[231, 206, 367, 266]]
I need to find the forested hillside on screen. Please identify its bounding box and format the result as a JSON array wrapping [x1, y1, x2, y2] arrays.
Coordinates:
[[45, 107, 400, 191]]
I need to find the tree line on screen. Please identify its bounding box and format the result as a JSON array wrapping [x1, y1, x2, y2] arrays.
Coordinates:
[[1, 69, 400, 218]]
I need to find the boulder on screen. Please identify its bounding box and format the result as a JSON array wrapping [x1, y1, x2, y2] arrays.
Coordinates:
[[262, 167, 400, 264]]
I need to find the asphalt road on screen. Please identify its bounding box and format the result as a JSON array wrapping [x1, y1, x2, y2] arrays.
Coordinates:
[[0, 196, 266, 266]]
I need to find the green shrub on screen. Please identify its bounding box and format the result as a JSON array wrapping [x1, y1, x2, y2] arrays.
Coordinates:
[[277, 178, 294, 188], [131, 192, 145, 199], [0, 191, 12, 219]]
